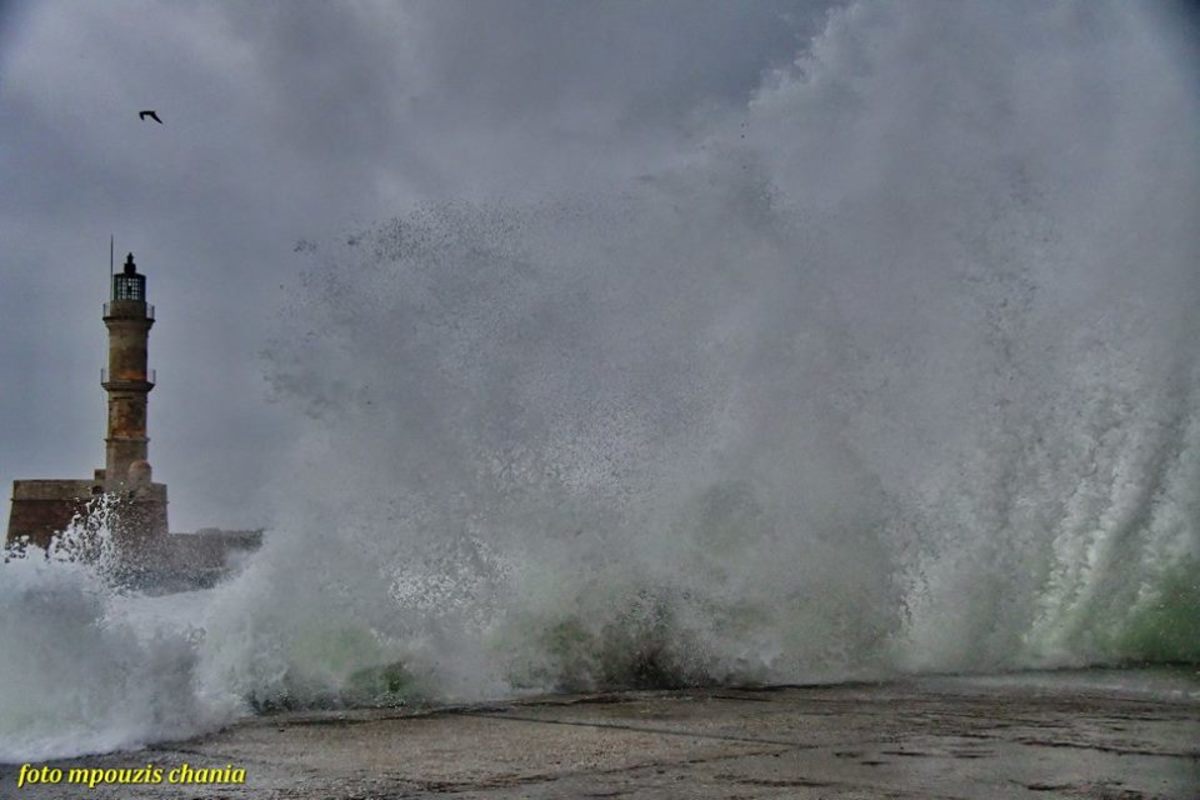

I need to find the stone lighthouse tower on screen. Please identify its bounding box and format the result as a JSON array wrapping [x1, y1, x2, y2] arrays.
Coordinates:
[[103, 253, 155, 484], [101, 253, 168, 540]]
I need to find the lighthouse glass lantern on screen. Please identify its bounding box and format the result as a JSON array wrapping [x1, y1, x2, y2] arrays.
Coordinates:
[[113, 254, 145, 301]]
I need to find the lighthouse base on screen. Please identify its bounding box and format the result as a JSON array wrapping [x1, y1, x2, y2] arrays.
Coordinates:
[[6, 477, 259, 591], [6, 477, 168, 549]]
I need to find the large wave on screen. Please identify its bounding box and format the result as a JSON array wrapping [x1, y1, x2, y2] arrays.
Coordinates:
[[2, 0, 1197, 761]]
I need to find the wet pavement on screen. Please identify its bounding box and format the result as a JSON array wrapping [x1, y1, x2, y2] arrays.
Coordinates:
[[5, 674, 1198, 799]]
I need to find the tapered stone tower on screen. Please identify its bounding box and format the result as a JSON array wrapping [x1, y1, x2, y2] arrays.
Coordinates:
[[103, 253, 156, 484], [100, 253, 168, 542]]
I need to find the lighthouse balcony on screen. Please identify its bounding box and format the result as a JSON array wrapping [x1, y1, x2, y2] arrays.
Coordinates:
[[103, 301, 155, 320], [102, 367, 156, 388]]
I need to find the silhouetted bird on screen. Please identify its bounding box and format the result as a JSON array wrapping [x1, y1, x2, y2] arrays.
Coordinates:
[[139, 110, 163, 124]]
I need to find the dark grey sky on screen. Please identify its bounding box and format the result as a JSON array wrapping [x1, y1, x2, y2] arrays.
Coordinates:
[[0, 1, 829, 530]]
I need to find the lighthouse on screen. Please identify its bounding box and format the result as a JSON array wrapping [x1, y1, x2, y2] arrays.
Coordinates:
[[6, 252, 168, 548], [6, 247, 260, 584], [103, 253, 156, 485], [98, 252, 169, 542]]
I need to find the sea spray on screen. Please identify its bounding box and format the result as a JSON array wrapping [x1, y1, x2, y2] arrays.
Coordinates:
[[253, 0, 1199, 691], [0, 499, 226, 762]]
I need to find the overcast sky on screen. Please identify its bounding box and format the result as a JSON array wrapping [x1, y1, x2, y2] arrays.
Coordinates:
[[1, 1, 1196, 532]]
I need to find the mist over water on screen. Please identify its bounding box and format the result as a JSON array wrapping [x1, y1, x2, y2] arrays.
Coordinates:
[[3, 0, 1199, 761]]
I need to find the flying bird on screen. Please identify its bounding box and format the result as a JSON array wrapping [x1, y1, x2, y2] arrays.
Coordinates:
[[138, 110, 163, 124]]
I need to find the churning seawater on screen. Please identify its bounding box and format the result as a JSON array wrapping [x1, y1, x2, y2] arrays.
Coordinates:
[[3, 0, 1198, 761]]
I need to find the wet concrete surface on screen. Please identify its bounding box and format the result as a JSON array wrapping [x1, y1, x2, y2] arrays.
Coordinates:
[[5, 675, 1198, 799]]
